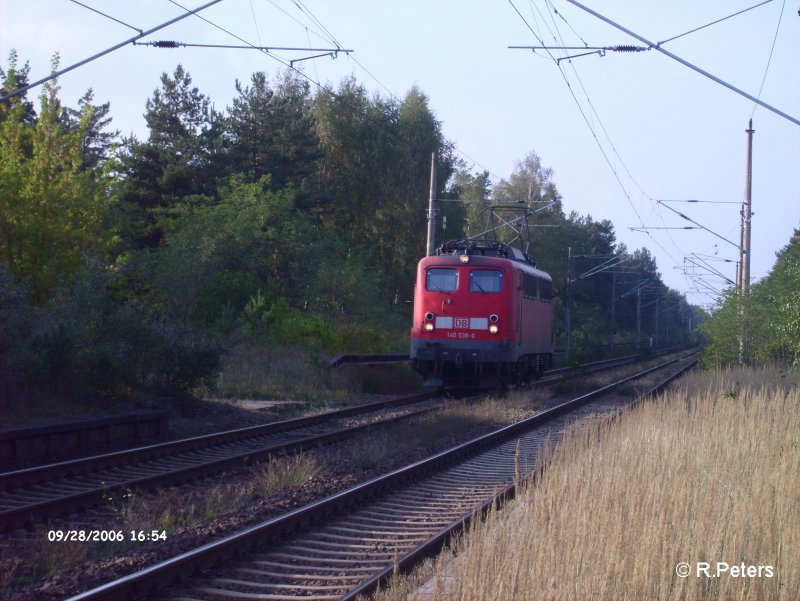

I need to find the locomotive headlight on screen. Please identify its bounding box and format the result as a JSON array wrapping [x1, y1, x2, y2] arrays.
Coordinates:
[[489, 324, 499, 334], [459, 255, 470, 263], [489, 314, 499, 323], [425, 312, 435, 322], [424, 322, 435, 332]]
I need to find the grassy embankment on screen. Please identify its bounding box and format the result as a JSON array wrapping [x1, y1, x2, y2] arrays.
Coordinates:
[[382, 365, 799, 601]]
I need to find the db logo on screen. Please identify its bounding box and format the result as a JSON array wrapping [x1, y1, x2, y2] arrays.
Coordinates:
[[454, 318, 469, 329]]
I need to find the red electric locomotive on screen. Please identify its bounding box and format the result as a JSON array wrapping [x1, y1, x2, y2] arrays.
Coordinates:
[[410, 240, 554, 388]]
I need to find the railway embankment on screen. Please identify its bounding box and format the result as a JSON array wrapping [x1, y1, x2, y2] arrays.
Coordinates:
[[396, 364, 800, 601]]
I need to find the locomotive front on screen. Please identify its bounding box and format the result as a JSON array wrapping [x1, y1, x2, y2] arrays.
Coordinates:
[[410, 253, 510, 387], [410, 241, 554, 388]]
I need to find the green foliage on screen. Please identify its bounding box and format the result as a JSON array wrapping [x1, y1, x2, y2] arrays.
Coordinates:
[[241, 293, 389, 355], [329, 323, 390, 354], [0, 263, 31, 403], [312, 80, 459, 305], [3, 52, 714, 407], [227, 70, 321, 196], [114, 64, 223, 249], [142, 176, 294, 328], [266, 299, 332, 349], [777, 260, 800, 363], [1, 257, 222, 401], [0, 59, 114, 302], [0, 50, 36, 124], [702, 229, 800, 366]]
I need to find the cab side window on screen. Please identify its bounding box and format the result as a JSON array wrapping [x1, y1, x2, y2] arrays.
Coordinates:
[[523, 273, 538, 299], [539, 278, 553, 301]]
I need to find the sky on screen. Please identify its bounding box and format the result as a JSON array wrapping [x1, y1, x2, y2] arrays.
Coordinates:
[[2, 0, 798, 309]]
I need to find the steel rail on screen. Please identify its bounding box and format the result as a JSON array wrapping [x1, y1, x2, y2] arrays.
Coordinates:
[[1, 391, 439, 490], [342, 356, 700, 601], [2, 351, 647, 485], [0, 392, 442, 530], [65, 354, 693, 601], [1, 352, 669, 532]]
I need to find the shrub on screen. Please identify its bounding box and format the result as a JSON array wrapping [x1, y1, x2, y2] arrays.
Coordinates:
[[0, 264, 33, 405], [5, 257, 223, 401], [329, 323, 390, 354]]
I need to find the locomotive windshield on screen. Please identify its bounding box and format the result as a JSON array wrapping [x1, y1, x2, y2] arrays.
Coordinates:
[[470, 269, 503, 293], [426, 268, 458, 292]]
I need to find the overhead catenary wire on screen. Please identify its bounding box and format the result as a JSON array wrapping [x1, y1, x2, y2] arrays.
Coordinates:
[[162, 0, 350, 93], [750, 0, 786, 119], [658, 199, 741, 205], [656, 0, 776, 46], [0, 0, 224, 102], [510, 0, 688, 276], [507, 0, 647, 229], [561, 0, 800, 126], [67, 0, 143, 34], [143, 2, 515, 206], [518, 0, 782, 304], [146, 0, 509, 192], [545, 0, 589, 45], [510, 0, 756, 304], [685, 254, 736, 285], [534, 1, 695, 291], [291, 0, 342, 48], [657, 201, 739, 249], [134, 41, 352, 53], [267, 0, 336, 48], [248, 0, 264, 50]]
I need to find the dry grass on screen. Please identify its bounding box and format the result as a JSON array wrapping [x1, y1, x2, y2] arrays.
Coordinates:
[[0, 453, 325, 594], [250, 453, 325, 495], [551, 352, 679, 396], [342, 390, 549, 470], [115, 453, 325, 531], [0, 453, 325, 598], [390, 365, 799, 601], [0, 536, 88, 591], [211, 341, 423, 403], [213, 342, 342, 402]]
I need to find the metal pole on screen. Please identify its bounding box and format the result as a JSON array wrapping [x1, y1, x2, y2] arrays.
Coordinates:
[[737, 206, 744, 292], [565, 246, 572, 359], [425, 152, 438, 257], [610, 271, 616, 353], [739, 120, 754, 365], [743, 120, 754, 296], [636, 287, 642, 351], [654, 298, 659, 348]]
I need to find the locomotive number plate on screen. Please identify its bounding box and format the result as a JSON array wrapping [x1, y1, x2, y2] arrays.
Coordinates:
[[447, 331, 476, 339]]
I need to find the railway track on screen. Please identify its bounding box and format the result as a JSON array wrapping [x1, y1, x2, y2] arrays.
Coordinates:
[[66, 352, 697, 601], [0, 353, 648, 532], [0, 391, 442, 531]]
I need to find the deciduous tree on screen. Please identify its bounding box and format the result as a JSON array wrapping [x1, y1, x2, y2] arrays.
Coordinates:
[[0, 56, 113, 302]]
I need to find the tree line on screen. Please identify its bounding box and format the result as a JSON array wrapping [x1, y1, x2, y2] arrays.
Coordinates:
[[1, 51, 705, 404], [701, 229, 800, 367]]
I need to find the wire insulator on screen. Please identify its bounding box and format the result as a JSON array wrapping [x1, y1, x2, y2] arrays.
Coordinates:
[[152, 40, 181, 48], [613, 45, 643, 52]]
